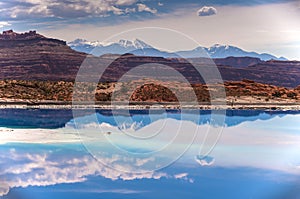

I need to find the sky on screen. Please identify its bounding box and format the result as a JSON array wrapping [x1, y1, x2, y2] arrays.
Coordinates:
[[0, 0, 300, 60]]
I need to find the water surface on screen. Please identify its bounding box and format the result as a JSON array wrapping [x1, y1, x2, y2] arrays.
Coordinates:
[[1, 109, 300, 198]]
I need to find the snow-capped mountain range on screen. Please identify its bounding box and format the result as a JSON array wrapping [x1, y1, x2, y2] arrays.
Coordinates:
[[68, 39, 287, 61]]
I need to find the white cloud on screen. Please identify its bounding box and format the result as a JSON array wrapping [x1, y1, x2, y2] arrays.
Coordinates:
[[0, 21, 11, 28], [125, 7, 136, 13], [4, 0, 141, 19], [9, 0, 53, 18], [137, 3, 157, 14], [115, 0, 137, 6], [174, 172, 188, 179], [197, 6, 217, 17]]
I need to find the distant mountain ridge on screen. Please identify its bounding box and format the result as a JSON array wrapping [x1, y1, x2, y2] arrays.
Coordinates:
[[68, 39, 287, 61], [2, 30, 300, 89], [68, 38, 155, 57]]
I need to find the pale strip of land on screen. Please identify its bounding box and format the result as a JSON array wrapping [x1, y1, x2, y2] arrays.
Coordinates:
[[0, 99, 300, 110]]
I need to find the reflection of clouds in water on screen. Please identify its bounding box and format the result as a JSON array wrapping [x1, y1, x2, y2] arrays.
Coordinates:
[[173, 172, 194, 183], [73, 114, 207, 173], [195, 155, 215, 166], [0, 181, 9, 196], [0, 147, 192, 196], [54, 188, 147, 194], [199, 115, 300, 174], [0, 127, 81, 144], [2, 113, 300, 196]]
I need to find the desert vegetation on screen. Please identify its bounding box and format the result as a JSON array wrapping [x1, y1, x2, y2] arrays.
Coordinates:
[[1, 79, 300, 104]]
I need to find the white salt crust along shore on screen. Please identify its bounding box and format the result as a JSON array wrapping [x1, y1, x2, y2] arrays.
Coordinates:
[[1, 99, 300, 110], [0, 104, 300, 110]]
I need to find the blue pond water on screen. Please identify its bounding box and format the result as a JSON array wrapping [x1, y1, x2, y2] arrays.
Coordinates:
[[0, 109, 300, 199]]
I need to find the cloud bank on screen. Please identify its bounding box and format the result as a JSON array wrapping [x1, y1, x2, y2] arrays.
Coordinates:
[[0, 21, 11, 28], [137, 3, 157, 14], [0, 0, 157, 20]]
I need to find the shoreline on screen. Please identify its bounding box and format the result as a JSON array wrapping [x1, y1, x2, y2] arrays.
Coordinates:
[[1, 100, 300, 110]]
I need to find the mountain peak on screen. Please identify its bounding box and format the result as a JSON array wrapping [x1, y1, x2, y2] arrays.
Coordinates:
[[118, 38, 152, 49]]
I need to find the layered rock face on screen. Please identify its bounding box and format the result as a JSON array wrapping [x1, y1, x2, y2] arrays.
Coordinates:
[[0, 30, 86, 81], [219, 60, 300, 88], [96, 55, 300, 88]]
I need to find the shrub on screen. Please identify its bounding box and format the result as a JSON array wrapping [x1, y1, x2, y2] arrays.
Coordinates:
[[272, 91, 281, 98]]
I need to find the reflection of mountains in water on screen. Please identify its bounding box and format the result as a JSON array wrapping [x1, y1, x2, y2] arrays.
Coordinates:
[[0, 109, 299, 129]]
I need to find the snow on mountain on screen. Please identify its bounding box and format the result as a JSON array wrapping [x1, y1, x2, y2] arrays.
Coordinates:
[[177, 44, 287, 61], [68, 39, 287, 61], [67, 39, 98, 53], [68, 38, 154, 56], [118, 39, 152, 49]]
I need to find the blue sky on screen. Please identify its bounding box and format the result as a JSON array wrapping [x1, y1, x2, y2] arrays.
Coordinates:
[[0, 0, 294, 26], [0, 0, 300, 60]]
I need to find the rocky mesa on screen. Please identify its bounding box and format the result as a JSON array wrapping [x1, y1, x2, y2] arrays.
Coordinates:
[[0, 30, 86, 81]]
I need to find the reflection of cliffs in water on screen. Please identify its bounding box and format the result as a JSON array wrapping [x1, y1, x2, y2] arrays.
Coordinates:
[[0, 109, 74, 128], [0, 109, 299, 129]]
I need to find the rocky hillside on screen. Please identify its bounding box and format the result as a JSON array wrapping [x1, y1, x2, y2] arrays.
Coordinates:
[[94, 54, 300, 88], [0, 30, 86, 81], [218, 60, 300, 88], [1, 79, 300, 104]]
